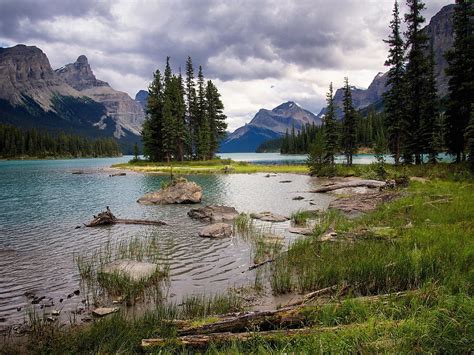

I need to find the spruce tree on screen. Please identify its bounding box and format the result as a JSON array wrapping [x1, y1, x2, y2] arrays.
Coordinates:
[[161, 95, 175, 162], [205, 80, 227, 159], [383, 0, 406, 165], [195, 66, 209, 159], [307, 130, 326, 176], [404, 0, 428, 164], [324, 82, 338, 164], [445, 0, 474, 162], [466, 104, 474, 171], [142, 69, 164, 161], [185, 56, 198, 155], [341, 77, 357, 165], [420, 51, 439, 163]]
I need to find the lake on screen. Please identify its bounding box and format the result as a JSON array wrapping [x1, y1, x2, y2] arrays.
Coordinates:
[[0, 153, 337, 326]]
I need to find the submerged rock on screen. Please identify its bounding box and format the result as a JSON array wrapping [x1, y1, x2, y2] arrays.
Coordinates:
[[292, 196, 304, 200], [199, 223, 233, 238], [101, 259, 159, 282], [251, 212, 289, 222], [137, 178, 202, 204], [92, 307, 119, 317], [188, 205, 239, 222]]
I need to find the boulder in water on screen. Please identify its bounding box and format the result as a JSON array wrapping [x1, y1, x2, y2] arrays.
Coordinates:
[[137, 178, 202, 205], [188, 205, 239, 222], [251, 212, 289, 222], [101, 259, 159, 282], [199, 223, 233, 238]]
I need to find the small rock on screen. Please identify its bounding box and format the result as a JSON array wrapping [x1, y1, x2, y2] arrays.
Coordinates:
[[188, 205, 239, 222], [292, 196, 304, 200], [75, 226, 81, 229], [265, 174, 277, 178], [92, 307, 119, 317], [59, 298, 63, 303], [288, 227, 313, 236], [405, 222, 413, 229], [251, 212, 289, 222], [199, 223, 233, 238], [46, 316, 56, 322], [279, 180, 292, 183], [73, 290, 80, 296], [23, 291, 35, 298], [51, 310, 60, 316], [320, 232, 338, 241], [16, 307, 22, 312]]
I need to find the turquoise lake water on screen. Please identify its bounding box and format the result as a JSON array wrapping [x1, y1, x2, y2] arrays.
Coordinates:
[[0, 154, 337, 326]]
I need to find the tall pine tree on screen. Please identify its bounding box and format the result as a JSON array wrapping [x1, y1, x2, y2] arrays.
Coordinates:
[[404, 0, 429, 164], [445, 0, 474, 162], [142, 69, 164, 161], [341, 77, 357, 165], [195, 66, 210, 159], [383, 0, 406, 165], [323, 82, 338, 164], [205, 80, 227, 159], [185, 56, 198, 156]]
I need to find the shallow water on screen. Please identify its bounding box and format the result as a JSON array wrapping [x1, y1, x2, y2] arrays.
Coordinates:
[[0, 155, 334, 325]]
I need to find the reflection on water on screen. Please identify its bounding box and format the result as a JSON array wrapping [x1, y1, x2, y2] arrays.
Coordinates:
[[0, 155, 334, 325]]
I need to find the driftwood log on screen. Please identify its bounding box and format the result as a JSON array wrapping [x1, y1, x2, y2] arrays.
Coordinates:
[[310, 179, 387, 193], [85, 207, 167, 227], [142, 327, 335, 348], [142, 289, 410, 349]]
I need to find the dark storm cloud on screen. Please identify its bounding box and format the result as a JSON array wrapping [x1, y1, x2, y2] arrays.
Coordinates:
[[0, 0, 453, 82], [0, 0, 112, 39]]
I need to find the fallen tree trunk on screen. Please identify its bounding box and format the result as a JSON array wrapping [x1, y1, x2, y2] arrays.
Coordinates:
[[311, 180, 386, 193], [85, 207, 167, 227], [142, 327, 333, 348], [177, 285, 338, 336], [114, 219, 167, 226]]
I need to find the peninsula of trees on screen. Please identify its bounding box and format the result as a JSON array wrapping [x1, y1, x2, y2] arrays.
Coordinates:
[[142, 57, 227, 162]]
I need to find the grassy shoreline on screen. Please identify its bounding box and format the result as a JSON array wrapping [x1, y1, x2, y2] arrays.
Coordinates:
[[3, 164, 473, 353], [112, 158, 310, 174]]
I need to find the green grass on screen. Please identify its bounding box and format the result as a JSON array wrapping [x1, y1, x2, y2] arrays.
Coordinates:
[[113, 158, 309, 174], [290, 209, 320, 226], [74, 235, 169, 305], [270, 180, 473, 295]]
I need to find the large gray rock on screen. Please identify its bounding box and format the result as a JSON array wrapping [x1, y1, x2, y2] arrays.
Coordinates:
[[188, 205, 239, 222], [251, 212, 289, 222], [137, 179, 202, 205], [199, 223, 233, 238], [101, 259, 159, 282]]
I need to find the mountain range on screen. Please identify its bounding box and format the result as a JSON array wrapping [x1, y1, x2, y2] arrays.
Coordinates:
[[220, 101, 321, 152], [0, 4, 455, 154], [0, 45, 145, 152], [222, 4, 455, 152]]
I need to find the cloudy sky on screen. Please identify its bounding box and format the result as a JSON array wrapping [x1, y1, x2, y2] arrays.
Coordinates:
[[0, 0, 452, 131]]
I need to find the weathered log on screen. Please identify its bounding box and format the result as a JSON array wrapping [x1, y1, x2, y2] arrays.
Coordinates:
[[115, 219, 167, 226], [285, 285, 339, 307], [311, 179, 386, 193], [85, 207, 167, 227], [177, 306, 305, 336], [142, 327, 332, 348]]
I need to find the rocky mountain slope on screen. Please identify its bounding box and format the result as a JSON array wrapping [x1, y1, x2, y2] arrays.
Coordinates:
[[220, 101, 320, 152], [56, 55, 145, 138], [0, 45, 143, 151], [317, 4, 455, 119]]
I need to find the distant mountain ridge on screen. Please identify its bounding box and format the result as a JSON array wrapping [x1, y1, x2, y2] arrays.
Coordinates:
[[0, 44, 144, 151], [220, 101, 320, 152]]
